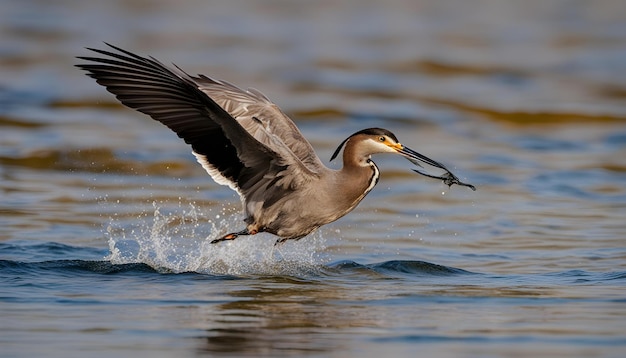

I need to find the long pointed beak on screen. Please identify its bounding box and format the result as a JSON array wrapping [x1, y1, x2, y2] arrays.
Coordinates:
[[396, 144, 476, 191]]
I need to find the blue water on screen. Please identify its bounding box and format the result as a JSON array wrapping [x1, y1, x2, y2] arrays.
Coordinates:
[[2, 241, 626, 357], [2, 0, 626, 357]]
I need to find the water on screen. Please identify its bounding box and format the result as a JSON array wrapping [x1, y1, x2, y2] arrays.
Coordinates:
[[2, 0, 626, 357]]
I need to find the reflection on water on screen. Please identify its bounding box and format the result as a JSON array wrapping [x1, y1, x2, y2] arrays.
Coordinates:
[[1, 0, 626, 357], [200, 280, 345, 354]]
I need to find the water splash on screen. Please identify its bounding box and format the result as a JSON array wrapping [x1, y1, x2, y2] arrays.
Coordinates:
[[105, 202, 328, 276]]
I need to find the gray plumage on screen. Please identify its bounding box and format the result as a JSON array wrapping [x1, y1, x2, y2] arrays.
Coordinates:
[[76, 44, 474, 245]]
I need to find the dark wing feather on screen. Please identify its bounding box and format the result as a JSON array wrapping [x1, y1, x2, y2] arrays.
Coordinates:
[[76, 43, 285, 197]]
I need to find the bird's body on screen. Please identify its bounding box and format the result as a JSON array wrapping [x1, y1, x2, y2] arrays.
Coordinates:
[[77, 44, 474, 244]]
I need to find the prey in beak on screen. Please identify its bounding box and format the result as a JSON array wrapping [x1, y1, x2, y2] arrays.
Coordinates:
[[395, 144, 476, 191]]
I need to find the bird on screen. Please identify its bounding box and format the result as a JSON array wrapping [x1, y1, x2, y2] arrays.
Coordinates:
[[76, 43, 475, 245]]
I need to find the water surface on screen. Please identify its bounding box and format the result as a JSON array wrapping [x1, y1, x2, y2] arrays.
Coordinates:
[[1, 1, 626, 357]]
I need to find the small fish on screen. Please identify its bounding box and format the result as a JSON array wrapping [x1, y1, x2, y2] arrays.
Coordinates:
[[412, 168, 476, 191], [400, 147, 476, 191]]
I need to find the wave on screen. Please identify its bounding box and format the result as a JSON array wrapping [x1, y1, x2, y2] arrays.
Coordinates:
[[0, 256, 473, 281], [327, 259, 475, 277], [2, 241, 626, 284], [0, 258, 157, 275]]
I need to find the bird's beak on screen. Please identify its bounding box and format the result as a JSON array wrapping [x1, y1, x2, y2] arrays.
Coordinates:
[[394, 144, 476, 191]]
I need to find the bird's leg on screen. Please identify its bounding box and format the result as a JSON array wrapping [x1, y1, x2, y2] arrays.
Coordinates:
[[274, 237, 290, 246], [210, 228, 257, 244], [275, 236, 300, 246]]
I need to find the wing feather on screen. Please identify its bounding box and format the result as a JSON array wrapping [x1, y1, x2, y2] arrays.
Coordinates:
[[194, 75, 325, 173], [76, 44, 318, 211]]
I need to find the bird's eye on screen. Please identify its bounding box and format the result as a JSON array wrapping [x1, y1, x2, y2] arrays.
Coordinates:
[[378, 136, 385, 142]]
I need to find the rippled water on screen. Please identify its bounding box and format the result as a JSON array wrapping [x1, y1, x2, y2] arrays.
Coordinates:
[[2, 0, 626, 357]]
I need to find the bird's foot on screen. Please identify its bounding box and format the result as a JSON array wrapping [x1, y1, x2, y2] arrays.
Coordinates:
[[274, 235, 304, 246], [210, 228, 257, 244], [210, 233, 238, 244], [274, 237, 290, 246]]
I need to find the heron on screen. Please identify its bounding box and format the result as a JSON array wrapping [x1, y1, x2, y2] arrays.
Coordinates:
[[77, 44, 475, 245]]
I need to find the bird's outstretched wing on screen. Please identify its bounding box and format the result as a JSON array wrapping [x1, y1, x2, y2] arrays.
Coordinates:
[[76, 43, 319, 207], [193, 76, 325, 172]]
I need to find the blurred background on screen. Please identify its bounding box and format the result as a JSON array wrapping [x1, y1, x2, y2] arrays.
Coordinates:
[[1, 0, 626, 357], [2, 0, 625, 267]]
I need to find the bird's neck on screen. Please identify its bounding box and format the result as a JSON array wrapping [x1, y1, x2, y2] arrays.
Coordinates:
[[337, 143, 380, 211]]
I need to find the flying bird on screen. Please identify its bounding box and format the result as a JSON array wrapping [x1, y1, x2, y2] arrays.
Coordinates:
[[77, 44, 475, 245]]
